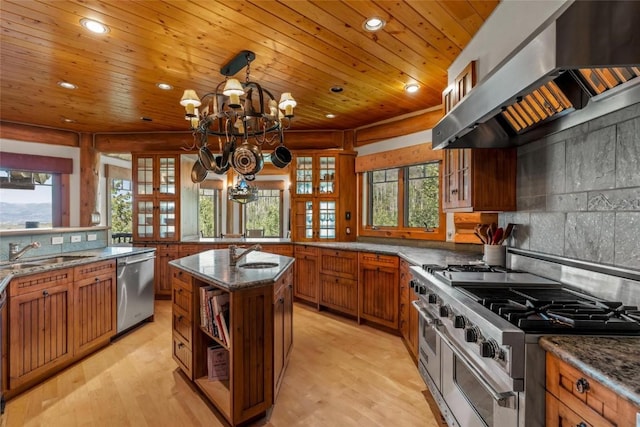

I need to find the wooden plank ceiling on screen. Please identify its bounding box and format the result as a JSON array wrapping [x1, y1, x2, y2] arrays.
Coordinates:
[[0, 0, 499, 134]]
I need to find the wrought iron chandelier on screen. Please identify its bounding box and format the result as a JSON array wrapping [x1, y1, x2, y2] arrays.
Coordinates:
[[181, 51, 296, 203]]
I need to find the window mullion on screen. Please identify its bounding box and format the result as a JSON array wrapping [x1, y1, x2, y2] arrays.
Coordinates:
[[398, 167, 406, 229]]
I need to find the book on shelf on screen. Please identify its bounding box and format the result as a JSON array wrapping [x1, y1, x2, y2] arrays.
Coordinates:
[[200, 286, 230, 346], [207, 343, 229, 381]]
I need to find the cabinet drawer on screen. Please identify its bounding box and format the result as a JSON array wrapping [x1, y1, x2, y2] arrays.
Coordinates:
[[172, 334, 193, 379], [73, 259, 116, 280], [319, 273, 357, 315], [546, 392, 597, 427], [295, 245, 319, 257], [546, 353, 621, 426], [262, 244, 294, 257], [10, 267, 74, 295], [320, 249, 358, 280], [172, 309, 192, 349], [172, 281, 192, 317], [172, 267, 191, 287], [359, 252, 399, 268]]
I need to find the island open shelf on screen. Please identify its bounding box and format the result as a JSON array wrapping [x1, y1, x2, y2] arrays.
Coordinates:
[[169, 249, 294, 426]]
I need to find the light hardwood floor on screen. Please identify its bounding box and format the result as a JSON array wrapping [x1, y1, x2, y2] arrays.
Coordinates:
[[1, 300, 438, 427]]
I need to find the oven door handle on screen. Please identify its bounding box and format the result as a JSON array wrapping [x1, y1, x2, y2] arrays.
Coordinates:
[[436, 328, 517, 409], [411, 300, 440, 326]]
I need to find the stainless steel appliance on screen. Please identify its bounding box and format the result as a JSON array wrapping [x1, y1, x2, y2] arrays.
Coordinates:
[[0, 288, 5, 414], [411, 261, 640, 427], [116, 252, 155, 334]]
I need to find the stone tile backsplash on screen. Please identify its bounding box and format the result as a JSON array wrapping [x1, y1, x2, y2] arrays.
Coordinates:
[[0, 229, 107, 262], [500, 104, 640, 270]]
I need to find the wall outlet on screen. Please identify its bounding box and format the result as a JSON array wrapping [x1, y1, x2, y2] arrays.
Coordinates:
[[51, 236, 64, 245], [87, 233, 97, 241], [71, 235, 82, 243]]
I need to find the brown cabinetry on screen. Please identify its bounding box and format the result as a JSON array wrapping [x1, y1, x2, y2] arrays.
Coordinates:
[[293, 245, 319, 304], [261, 244, 294, 257], [273, 267, 293, 398], [156, 243, 180, 298], [319, 249, 358, 316], [545, 352, 638, 427], [170, 264, 293, 426], [133, 154, 180, 242], [8, 268, 74, 391], [399, 259, 418, 360], [290, 151, 356, 242], [73, 260, 116, 357], [358, 253, 399, 329]]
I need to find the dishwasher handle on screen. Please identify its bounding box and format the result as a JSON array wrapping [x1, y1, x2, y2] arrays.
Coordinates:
[[118, 256, 155, 267]]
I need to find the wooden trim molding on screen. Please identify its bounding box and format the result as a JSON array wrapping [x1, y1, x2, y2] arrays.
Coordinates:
[[0, 151, 73, 174], [0, 121, 79, 147], [354, 110, 443, 146], [200, 179, 224, 190], [355, 142, 443, 173]]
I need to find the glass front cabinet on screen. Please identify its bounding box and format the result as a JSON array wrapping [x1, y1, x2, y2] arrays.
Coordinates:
[[133, 154, 179, 241], [293, 155, 337, 198]]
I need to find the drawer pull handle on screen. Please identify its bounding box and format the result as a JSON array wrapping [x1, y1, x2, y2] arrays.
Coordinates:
[[575, 378, 590, 393], [42, 290, 49, 297], [177, 342, 184, 349], [178, 315, 183, 321]]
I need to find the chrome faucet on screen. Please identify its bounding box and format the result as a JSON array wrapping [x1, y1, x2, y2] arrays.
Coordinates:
[[9, 241, 41, 261], [228, 244, 262, 267]]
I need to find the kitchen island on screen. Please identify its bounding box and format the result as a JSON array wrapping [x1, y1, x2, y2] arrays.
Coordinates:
[[169, 248, 295, 426]]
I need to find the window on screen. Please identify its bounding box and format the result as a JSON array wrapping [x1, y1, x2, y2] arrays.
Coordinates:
[[110, 178, 133, 243], [363, 161, 442, 236], [0, 169, 53, 229], [244, 188, 283, 237], [199, 187, 221, 237]]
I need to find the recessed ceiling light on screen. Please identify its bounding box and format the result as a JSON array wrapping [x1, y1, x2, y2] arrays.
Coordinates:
[[325, 113, 336, 119], [57, 81, 77, 90], [363, 17, 385, 32], [61, 117, 76, 123], [405, 83, 420, 93], [80, 18, 110, 34], [156, 83, 173, 90], [330, 86, 343, 93]]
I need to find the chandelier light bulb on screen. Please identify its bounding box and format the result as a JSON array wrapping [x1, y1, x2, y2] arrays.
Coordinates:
[[223, 78, 244, 108], [278, 92, 297, 117], [180, 89, 201, 116]]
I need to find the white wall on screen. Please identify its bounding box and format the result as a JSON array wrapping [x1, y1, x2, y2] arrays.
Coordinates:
[[100, 154, 132, 227], [1, 138, 81, 226], [449, 0, 571, 85]]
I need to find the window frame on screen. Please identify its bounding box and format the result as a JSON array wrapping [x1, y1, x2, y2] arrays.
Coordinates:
[[359, 160, 445, 241], [199, 180, 223, 238], [241, 181, 284, 237]]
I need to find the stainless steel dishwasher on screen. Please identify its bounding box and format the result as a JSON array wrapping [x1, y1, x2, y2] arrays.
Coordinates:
[[116, 252, 155, 334]]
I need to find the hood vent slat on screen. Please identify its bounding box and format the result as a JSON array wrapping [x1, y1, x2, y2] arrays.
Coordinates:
[[578, 67, 640, 96], [501, 81, 573, 133]]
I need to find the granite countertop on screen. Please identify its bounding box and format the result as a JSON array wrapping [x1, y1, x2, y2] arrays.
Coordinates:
[[0, 246, 156, 294], [169, 248, 295, 291], [539, 336, 640, 407], [181, 237, 292, 244]]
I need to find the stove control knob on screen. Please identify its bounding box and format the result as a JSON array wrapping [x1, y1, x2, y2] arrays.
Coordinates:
[[465, 327, 479, 343], [439, 305, 450, 318], [418, 285, 428, 295], [427, 294, 438, 304], [480, 339, 499, 359], [454, 315, 466, 329], [409, 280, 416, 289]]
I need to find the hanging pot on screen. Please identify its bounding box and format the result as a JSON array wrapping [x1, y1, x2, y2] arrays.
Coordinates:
[[199, 145, 216, 170], [231, 142, 264, 175], [211, 155, 231, 175], [190, 158, 208, 183], [270, 145, 292, 168]]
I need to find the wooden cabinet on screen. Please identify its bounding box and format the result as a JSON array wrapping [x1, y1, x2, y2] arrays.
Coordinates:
[[358, 253, 399, 329], [170, 265, 291, 426], [290, 151, 356, 242], [133, 154, 180, 242], [73, 260, 116, 357], [399, 259, 418, 360], [156, 243, 180, 298], [8, 268, 74, 391], [273, 267, 293, 398], [545, 352, 639, 427], [293, 245, 319, 304], [442, 148, 516, 212], [261, 244, 294, 257], [318, 249, 359, 316]]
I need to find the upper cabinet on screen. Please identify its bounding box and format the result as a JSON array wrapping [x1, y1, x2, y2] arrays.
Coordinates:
[[442, 62, 516, 213], [290, 151, 356, 242], [292, 154, 337, 198], [133, 154, 180, 241]]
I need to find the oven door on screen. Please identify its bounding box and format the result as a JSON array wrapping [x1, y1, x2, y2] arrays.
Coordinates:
[[413, 300, 441, 389], [439, 331, 519, 427]]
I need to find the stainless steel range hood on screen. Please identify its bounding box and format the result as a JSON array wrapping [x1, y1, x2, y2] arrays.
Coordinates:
[[433, 1, 640, 150]]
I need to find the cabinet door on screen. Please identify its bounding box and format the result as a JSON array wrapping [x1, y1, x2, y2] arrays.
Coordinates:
[[399, 260, 410, 339], [135, 156, 155, 197], [317, 156, 337, 197], [317, 199, 336, 240], [293, 156, 314, 196], [319, 273, 357, 315], [135, 200, 155, 240], [293, 199, 315, 242], [283, 278, 293, 361], [9, 284, 73, 390], [273, 285, 285, 396], [74, 261, 116, 356], [157, 244, 180, 298], [359, 261, 399, 329], [294, 253, 318, 303]]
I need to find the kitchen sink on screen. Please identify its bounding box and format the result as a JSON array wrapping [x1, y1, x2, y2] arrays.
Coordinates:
[[0, 255, 94, 271], [238, 262, 279, 269]]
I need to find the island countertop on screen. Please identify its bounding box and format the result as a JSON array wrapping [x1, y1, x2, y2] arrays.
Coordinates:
[[169, 248, 295, 291], [539, 335, 640, 408]]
